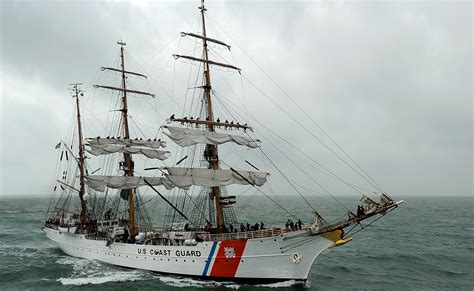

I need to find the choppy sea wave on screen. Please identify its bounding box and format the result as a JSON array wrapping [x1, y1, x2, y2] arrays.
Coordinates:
[[0, 196, 472, 290]]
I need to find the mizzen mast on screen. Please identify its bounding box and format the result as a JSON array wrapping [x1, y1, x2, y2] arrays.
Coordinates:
[[93, 41, 154, 238]]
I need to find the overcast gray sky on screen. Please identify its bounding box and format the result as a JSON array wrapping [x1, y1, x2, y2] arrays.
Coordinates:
[[0, 0, 472, 197]]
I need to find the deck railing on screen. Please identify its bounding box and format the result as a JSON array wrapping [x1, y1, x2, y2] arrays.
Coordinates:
[[196, 228, 284, 241]]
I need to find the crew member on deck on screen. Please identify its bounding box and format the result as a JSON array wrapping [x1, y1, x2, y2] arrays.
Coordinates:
[[357, 205, 365, 216], [205, 222, 211, 231], [105, 208, 112, 220], [254, 222, 260, 231]]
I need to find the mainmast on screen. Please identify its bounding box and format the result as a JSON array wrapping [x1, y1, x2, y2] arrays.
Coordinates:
[[171, 0, 246, 233], [70, 83, 88, 223], [93, 41, 155, 238], [198, 1, 225, 232]]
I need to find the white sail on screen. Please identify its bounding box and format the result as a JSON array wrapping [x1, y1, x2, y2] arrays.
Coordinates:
[[86, 137, 166, 149], [85, 175, 176, 192], [163, 126, 260, 148], [86, 144, 170, 160], [165, 167, 270, 188]]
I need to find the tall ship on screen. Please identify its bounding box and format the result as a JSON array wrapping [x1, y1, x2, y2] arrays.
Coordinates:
[[43, 1, 402, 283]]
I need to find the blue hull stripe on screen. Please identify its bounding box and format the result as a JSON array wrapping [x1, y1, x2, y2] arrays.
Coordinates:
[[202, 241, 218, 276]]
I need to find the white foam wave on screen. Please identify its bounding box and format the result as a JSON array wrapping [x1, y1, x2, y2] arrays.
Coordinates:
[[58, 271, 143, 286], [158, 275, 240, 289], [55, 256, 301, 288], [0, 246, 52, 258], [56, 256, 147, 286], [56, 256, 88, 266], [256, 279, 302, 288], [158, 275, 302, 289]]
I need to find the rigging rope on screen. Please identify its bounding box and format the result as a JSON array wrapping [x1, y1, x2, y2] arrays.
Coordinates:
[[346, 207, 396, 237], [207, 15, 385, 194], [212, 91, 365, 210], [242, 75, 383, 193], [258, 148, 318, 213]]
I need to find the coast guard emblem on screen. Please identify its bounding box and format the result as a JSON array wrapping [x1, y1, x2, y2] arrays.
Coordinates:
[[224, 247, 236, 259]]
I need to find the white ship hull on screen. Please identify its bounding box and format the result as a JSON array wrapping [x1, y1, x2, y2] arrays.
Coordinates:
[[43, 227, 340, 281]]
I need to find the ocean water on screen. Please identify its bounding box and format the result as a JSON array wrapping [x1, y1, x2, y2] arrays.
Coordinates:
[[0, 196, 472, 290]]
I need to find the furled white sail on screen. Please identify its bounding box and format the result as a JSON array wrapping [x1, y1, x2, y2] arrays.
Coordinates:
[[86, 137, 166, 149], [86, 144, 170, 160], [85, 175, 176, 192], [163, 126, 260, 148], [165, 167, 270, 189]]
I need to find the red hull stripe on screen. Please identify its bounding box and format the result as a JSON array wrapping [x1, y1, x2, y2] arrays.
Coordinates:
[[209, 240, 247, 278]]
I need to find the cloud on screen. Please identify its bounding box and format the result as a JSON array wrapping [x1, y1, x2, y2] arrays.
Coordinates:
[[0, 0, 472, 197]]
